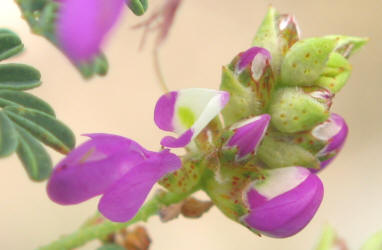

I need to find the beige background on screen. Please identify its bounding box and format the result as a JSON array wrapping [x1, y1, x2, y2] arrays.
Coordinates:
[[1, 0, 381, 249]]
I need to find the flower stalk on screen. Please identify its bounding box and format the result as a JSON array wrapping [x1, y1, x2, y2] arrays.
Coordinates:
[[38, 191, 190, 250]]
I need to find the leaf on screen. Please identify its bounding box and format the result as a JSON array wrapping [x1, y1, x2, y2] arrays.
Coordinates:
[[0, 63, 41, 90], [4, 106, 75, 154], [128, 0, 149, 16], [97, 244, 125, 250], [0, 29, 24, 61], [0, 90, 55, 116], [0, 111, 18, 157], [15, 124, 52, 181]]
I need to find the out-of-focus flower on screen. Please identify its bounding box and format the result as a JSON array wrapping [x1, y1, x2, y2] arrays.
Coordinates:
[[154, 88, 229, 148], [47, 133, 181, 222], [55, 0, 125, 62], [243, 166, 324, 237]]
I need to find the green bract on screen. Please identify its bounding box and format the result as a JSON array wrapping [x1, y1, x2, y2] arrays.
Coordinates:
[[280, 38, 336, 86], [220, 66, 261, 126], [269, 88, 329, 133], [0, 29, 75, 181]]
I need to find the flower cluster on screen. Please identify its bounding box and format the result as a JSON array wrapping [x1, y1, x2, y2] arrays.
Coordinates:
[[47, 7, 366, 238]]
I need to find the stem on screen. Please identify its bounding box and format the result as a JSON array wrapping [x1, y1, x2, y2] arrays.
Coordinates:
[[153, 49, 170, 93], [38, 191, 187, 250]]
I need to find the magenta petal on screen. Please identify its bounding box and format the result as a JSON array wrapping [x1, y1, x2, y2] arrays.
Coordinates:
[[48, 154, 142, 205], [227, 114, 270, 159], [160, 129, 193, 148], [56, 0, 125, 62], [47, 134, 149, 205], [244, 169, 324, 238], [312, 113, 348, 172], [154, 92, 177, 132], [237, 47, 271, 71], [324, 114, 348, 153], [98, 150, 181, 222]]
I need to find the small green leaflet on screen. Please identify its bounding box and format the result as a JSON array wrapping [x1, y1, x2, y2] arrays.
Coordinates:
[[0, 29, 75, 181], [0, 29, 24, 61]]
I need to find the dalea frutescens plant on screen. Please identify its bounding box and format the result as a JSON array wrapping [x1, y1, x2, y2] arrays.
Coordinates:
[[37, 7, 368, 250]]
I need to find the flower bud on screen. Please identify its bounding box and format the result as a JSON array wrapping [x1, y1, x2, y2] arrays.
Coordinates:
[[220, 47, 274, 126], [269, 87, 330, 133], [252, 7, 300, 73], [222, 114, 270, 161], [243, 167, 324, 238], [302, 86, 334, 109], [311, 113, 348, 172]]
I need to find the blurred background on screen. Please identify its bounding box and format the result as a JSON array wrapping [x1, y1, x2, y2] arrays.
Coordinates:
[[0, 0, 381, 249]]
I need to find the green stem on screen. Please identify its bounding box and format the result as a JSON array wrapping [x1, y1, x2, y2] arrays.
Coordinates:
[[38, 191, 188, 250], [153, 49, 170, 93]]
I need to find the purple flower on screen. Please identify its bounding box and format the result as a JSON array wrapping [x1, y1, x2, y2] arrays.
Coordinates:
[[55, 0, 125, 62], [224, 114, 270, 160], [154, 88, 230, 148], [243, 167, 324, 238], [47, 133, 181, 222], [311, 113, 348, 172]]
